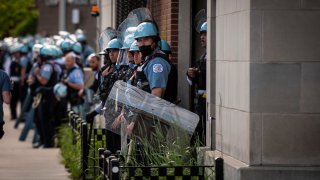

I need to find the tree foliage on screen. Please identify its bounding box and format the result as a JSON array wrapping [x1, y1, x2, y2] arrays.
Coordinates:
[[0, 0, 39, 38]]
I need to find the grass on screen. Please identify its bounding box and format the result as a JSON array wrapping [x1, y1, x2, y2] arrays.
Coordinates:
[[58, 123, 108, 180], [57, 112, 210, 179], [123, 117, 200, 167], [58, 124, 82, 180]]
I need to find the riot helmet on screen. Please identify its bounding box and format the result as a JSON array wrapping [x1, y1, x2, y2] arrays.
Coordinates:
[[134, 21, 160, 57], [134, 22, 158, 39], [60, 40, 73, 54], [106, 38, 121, 64], [159, 40, 172, 54], [200, 22, 207, 33], [39, 45, 58, 60], [72, 42, 82, 55], [53, 83, 67, 101]]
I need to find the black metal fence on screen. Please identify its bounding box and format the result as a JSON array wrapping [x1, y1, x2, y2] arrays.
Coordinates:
[[67, 111, 224, 180], [98, 149, 224, 180]]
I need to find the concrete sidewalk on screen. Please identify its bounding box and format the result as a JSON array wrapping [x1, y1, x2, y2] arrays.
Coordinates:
[[0, 105, 70, 180]]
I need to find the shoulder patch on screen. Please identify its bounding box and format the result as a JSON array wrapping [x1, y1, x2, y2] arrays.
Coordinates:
[[73, 70, 83, 78], [152, 64, 163, 73]]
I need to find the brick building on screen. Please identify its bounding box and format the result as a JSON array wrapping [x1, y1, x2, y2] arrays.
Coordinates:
[[146, 0, 179, 64]]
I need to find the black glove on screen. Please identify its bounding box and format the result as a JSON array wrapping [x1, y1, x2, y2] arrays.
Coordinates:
[[85, 111, 98, 124], [0, 122, 5, 139]]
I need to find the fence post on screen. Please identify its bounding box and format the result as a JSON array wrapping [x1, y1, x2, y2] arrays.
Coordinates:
[[81, 122, 88, 180], [103, 150, 111, 179], [107, 156, 117, 179], [110, 158, 120, 180], [98, 148, 105, 175], [215, 157, 224, 180]]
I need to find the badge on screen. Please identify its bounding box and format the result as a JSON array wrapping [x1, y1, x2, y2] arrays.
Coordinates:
[[153, 64, 163, 73]]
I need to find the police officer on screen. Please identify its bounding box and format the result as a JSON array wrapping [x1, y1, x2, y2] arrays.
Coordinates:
[[187, 21, 207, 145], [119, 33, 136, 82], [63, 52, 84, 114], [87, 53, 101, 93], [33, 45, 58, 148], [102, 38, 123, 153], [0, 69, 11, 139], [80, 53, 101, 117], [121, 21, 177, 146], [0, 42, 10, 72], [160, 39, 172, 59], [122, 41, 142, 135], [159, 39, 178, 104], [85, 38, 120, 119], [27, 44, 43, 97], [111, 40, 144, 132], [17, 44, 32, 107], [9, 44, 21, 120], [133, 21, 177, 102], [126, 40, 142, 84], [99, 38, 122, 99], [60, 39, 83, 68], [86, 38, 123, 153], [76, 33, 94, 66], [134, 22, 170, 97], [130, 40, 143, 66], [71, 42, 84, 69]]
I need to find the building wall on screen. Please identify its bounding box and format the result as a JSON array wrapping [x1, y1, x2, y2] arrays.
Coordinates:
[[208, 0, 320, 179], [147, 0, 179, 64], [36, 0, 97, 49]]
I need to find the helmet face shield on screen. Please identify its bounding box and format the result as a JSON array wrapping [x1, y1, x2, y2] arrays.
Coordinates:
[[98, 27, 118, 53], [195, 9, 206, 33], [116, 49, 129, 69]]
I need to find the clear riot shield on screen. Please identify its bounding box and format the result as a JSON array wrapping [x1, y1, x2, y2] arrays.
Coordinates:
[[116, 16, 139, 68], [103, 80, 199, 153]]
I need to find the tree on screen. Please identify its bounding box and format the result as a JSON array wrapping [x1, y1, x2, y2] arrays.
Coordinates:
[[0, 0, 39, 38]]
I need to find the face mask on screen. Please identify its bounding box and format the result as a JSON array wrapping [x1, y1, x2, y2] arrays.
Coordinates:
[[139, 45, 153, 57]]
